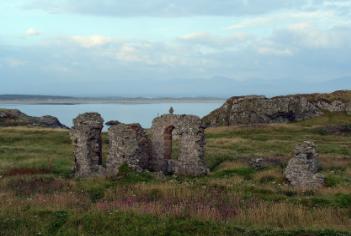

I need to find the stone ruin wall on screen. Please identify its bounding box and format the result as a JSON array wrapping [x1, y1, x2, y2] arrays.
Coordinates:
[[70, 112, 325, 188], [149, 114, 208, 176], [70, 113, 104, 177], [284, 141, 324, 190], [70, 113, 208, 177], [106, 123, 151, 176]]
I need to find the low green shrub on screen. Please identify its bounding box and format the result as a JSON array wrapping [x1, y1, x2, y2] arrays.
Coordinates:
[[325, 175, 342, 187], [334, 194, 351, 208], [116, 164, 154, 184]]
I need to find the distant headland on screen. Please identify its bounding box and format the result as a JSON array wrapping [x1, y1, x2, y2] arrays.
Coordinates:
[[0, 95, 225, 105]]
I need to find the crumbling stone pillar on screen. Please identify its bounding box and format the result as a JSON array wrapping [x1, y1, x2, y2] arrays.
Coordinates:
[[70, 113, 104, 177], [150, 114, 209, 176], [106, 123, 151, 176], [284, 141, 324, 190]]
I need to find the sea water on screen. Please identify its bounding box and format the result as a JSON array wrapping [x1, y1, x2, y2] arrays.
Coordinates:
[[0, 102, 222, 129]]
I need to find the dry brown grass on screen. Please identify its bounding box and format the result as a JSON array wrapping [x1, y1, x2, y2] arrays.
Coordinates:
[[319, 155, 351, 170], [3, 167, 52, 176], [29, 192, 91, 210], [93, 181, 351, 229], [216, 160, 249, 171], [316, 185, 351, 195], [0, 127, 67, 132], [254, 168, 284, 183], [99, 183, 241, 222], [206, 176, 244, 188], [208, 137, 246, 146], [235, 201, 351, 229]]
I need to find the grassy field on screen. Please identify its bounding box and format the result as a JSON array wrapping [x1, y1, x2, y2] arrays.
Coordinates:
[[0, 113, 351, 235]]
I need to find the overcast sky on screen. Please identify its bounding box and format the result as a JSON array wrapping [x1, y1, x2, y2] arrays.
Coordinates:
[[0, 0, 350, 97]]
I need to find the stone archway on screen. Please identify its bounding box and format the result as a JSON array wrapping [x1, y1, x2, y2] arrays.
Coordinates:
[[149, 114, 209, 176]]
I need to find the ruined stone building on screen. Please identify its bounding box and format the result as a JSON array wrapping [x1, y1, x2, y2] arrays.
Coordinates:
[[149, 115, 208, 176], [70, 113, 209, 177]]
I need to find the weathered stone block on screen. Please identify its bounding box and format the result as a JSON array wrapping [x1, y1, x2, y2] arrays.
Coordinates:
[[106, 123, 151, 176], [70, 113, 104, 177], [284, 141, 324, 190]]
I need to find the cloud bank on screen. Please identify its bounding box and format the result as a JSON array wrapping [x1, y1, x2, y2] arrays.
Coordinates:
[[0, 0, 350, 96]]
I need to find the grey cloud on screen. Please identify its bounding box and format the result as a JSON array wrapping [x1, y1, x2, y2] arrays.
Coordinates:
[[1, 29, 351, 97]]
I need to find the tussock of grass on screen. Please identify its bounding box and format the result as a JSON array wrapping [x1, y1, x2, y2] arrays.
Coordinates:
[[212, 167, 256, 180]]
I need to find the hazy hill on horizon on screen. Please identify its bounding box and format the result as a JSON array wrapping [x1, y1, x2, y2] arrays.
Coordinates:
[[2, 76, 350, 99], [0, 76, 350, 101]]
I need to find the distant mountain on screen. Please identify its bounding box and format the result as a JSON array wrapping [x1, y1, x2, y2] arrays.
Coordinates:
[[0, 95, 74, 100], [0, 94, 224, 105], [0, 76, 349, 100]]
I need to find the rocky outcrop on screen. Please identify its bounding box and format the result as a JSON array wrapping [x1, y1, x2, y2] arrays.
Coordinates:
[[284, 141, 324, 190], [202, 90, 351, 127], [0, 109, 67, 128]]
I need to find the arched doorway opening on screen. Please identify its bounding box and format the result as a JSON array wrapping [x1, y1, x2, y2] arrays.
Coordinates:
[[164, 125, 176, 160]]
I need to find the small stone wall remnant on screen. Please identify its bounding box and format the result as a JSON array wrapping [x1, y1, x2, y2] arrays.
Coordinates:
[[106, 123, 151, 176], [70, 113, 104, 177], [150, 114, 208, 176], [284, 141, 324, 190]]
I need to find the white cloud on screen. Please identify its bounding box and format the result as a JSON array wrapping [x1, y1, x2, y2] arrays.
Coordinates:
[[227, 10, 336, 30], [25, 27, 41, 36], [178, 32, 211, 41], [71, 35, 111, 48], [3, 58, 26, 67], [177, 31, 250, 50], [116, 44, 145, 63], [258, 47, 293, 56], [287, 22, 310, 31], [281, 23, 350, 49]]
